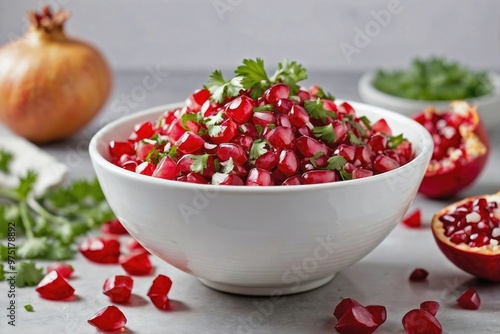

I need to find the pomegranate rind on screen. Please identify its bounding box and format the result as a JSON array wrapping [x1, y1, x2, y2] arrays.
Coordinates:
[[431, 192, 500, 281], [415, 102, 489, 199]]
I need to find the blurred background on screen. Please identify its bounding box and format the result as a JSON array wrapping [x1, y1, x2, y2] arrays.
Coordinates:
[[1, 0, 499, 72]]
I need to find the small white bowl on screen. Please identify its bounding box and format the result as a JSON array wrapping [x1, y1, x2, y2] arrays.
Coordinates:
[[358, 71, 500, 128], [89, 101, 433, 296]]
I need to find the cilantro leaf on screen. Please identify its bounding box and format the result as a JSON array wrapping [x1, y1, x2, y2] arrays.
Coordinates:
[[167, 145, 178, 159], [15, 171, 37, 200], [235, 58, 271, 99], [253, 104, 274, 112], [348, 131, 365, 145], [0, 243, 8, 261], [255, 124, 264, 137], [315, 86, 335, 101], [16, 261, 44, 287], [17, 237, 49, 259], [0, 264, 4, 281], [304, 98, 335, 122], [271, 59, 308, 95], [249, 139, 269, 160], [359, 116, 372, 130], [24, 304, 34, 312], [313, 124, 337, 143], [310, 152, 325, 168], [223, 158, 234, 174], [324, 156, 347, 171], [206, 70, 243, 103], [181, 112, 204, 130], [206, 111, 225, 137], [388, 134, 405, 149], [0, 149, 13, 173], [190, 154, 210, 173]]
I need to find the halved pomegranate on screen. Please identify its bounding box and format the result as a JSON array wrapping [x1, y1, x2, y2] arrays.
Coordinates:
[[413, 102, 489, 199], [431, 191, 500, 281]]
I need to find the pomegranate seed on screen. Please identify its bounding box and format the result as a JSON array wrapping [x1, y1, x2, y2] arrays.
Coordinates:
[[103, 275, 134, 303], [333, 298, 360, 320], [201, 100, 219, 117], [246, 168, 274, 186], [402, 209, 422, 228], [79, 237, 121, 264], [129, 122, 155, 141], [351, 168, 373, 179], [456, 288, 480, 310], [302, 170, 337, 184], [36, 271, 74, 300], [275, 98, 294, 114], [295, 136, 331, 157], [265, 126, 295, 149], [109, 141, 135, 159], [217, 143, 248, 164], [121, 160, 138, 172], [276, 114, 292, 128], [277, 150, 299, 176], [368, 134, 387, 153], [187, 88, 211, 109], [101, 218, 129, 235], [212, 173, 244, 185], [153, 156, 179, 180], [323, 99, 337, 112], [135, 161, 155, 176], [334, 144, 356, 161], [402, 309, 442, 334], [332, 120, 348, 142], [166, 119, 186, 141], [186, 172, 208, 184], [373, 155, 400, 173], [420, 301, 440, 316], [338, 102, 355, 115], [238, 123, 258, 138], [119, 251, 152, 276], [225, 95, 255, 124], [365, 305, 387, 325], [176, 131, 205, 154], [253, 111, 276, 128], [148, 274, 173, 310], [288, 105, 310, 127], [297, 126, 312, 137], [233, 134, 254, 151], [88, 306, 127, 332], [409, 268, 429, 281], [255, 151, 278, 170], [354, 145, 372, 167], [210, 119, 238, 144], [333, 298, 385, 334], [371, 119, 392, 136], [282, 175, 302, 186], [46, 262, 74, 279], [264, 83, 290, 104]]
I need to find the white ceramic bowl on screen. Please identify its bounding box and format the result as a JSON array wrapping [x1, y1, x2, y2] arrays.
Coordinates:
[[358, 71, 500, 128], [89, 101, 433, 296]]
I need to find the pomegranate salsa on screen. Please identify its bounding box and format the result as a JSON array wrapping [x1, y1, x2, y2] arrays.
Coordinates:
[[108, 59, 413, 186]]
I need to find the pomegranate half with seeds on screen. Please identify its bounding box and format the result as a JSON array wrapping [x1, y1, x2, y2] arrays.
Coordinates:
[[413, 101, 489, 198], [431, 191, 500, 281]]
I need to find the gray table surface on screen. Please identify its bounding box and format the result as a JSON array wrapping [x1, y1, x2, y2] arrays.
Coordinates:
[[1, 70, 500, 334]]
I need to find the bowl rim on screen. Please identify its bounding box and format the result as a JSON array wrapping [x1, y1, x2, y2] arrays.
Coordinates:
[[358, 70, 500, 107], [89, 100, 433, 193]]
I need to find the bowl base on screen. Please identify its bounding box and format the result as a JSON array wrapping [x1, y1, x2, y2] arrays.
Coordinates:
[[198, 275, 335, 296]]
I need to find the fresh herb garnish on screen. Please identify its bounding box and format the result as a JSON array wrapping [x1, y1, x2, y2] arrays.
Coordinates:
[[315, 86, 335, 100], [310, 152, 325, 168], [206, 70, 243, 103], [190, 154, 210, 173], [15, 261, 44, 288], [249, 139, 269, 160], [387, 133, 405, 149], [304, 98, 336, 122], [313, 124, 337, 143], [348, 131, 365, 145], [0, 149, 13, 173]]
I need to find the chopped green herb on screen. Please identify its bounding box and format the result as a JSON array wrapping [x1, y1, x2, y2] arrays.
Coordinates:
[[190, 154, 210, 173], [315, 86, 335, 100], [235, 58, 271, 99], [249, 139, 269, 160], [206, 70, 243, 103], [388, 133, 405, 149], [313, 124, 337, 143], [16, 261, 44, 288], [324, 156, 347, 171], [270, 59, 308, 95], [359, 116, 372, 130], [223, 158, 235, 174], [253, 104, 274, 112], [348, 131, 365, 145], [304, 98, 336, 122], [310, 152, 325, 168], [0, 149, 13, 174]]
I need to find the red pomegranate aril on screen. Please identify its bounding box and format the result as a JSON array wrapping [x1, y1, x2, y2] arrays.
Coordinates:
[[276, 98, 294, 114], [129, 121, 155, 142], [265, 126, 294, 149], [277, 150, 299, 176], [272, 168, 287, 185], [333, 298, 385, 334], [468, 232, 490, 247], [332, 120, 348, 142], [230, 162, 248, 178], [288, 105, 310, 127], [109, 141, 135, 159], [409, 268, 429, 281], [365, 305, 387, 325], [186, 172, 208, 184], [79, 237, 121, 264], [402, 309, 442, 334], [217, 143, 248, 164], [282, 175, 302, 186], [354, 145, 372, 166], [176, 131, 205, 154], [373, 155, 400, 173], [297, 126, 312, 137], [225, 95, 255, 124], [402, 209, 422, 228], [101, 218, 129, 235], [368, 134, 387, 153], [420, 301, 440, 316], [166, 119, 186, 141], [302, 170, 337, 184], [238, 123, 258, 138], [352, 168, 373, 179], [36, 271, 74, 300], [119, 251, 152, 276], [210, 119, 238, 144], [323, 99, 337, 112], [371, 118, 392, 136], [253, 111, 276, 128], [88, 306, 127, 332], [103, 275, 134, 303], [338, 102, 355, 115], [47, 262, 74, 279], [246, 168, 274, 186], [121, 160, 138, 172], [148, 274, 173, 310], [233, 135, 254, 151], [264, 83, 290, 104], [136, 141, 155, 161], [277, 114, 292, 128], [255, 151, 278, 170], [333, 298, 360, 320], [153, 155, 179, 180], [201, 100, 219, 117], [126, 238, 148, 254], [335, 144, 356, 162], [298, 89, 312, 102], [136, 161, 155, 176], [212, 173, 245, 185], [295, 136, 331, 157], [456, 288, 480, 310], [188, 88, 211, 109]]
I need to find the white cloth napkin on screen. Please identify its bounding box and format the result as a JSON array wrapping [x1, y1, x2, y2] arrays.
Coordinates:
[[0, 136, 67, 197]]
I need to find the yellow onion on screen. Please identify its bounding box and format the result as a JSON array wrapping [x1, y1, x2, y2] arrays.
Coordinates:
[[0, 6, 112, 143]]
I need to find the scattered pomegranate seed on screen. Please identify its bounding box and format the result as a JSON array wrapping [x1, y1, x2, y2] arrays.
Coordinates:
[[36, 271, 75, 300], [119, 251, 152, 276], [333, 298, 386, 334], [103, 275, 134, 303], [46, 262, 74, 279], [126, 238, 148, 254], [402, 309, 442, 334], [100, 218, 129, 235], [456, 288, 480, 310], [79, 237, 121, 264], [88, 306, 127, 332], [148, 274, 173, 310], [402, 209, 422, 228], [409, 268, 429, 282], [420, 301, 440, 316]]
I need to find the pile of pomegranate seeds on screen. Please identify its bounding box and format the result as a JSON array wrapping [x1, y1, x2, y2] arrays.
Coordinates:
[[439, 197, 500, 249], [109, 59, 413, 186]]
